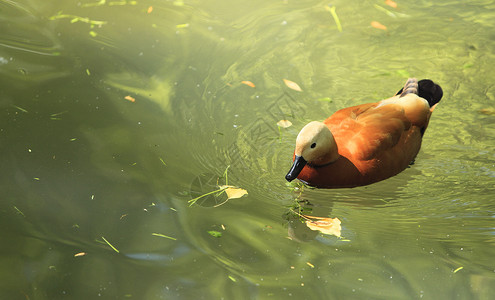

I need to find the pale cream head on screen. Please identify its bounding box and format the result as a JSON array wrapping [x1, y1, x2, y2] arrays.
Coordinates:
[[295, 121, 340, 166]]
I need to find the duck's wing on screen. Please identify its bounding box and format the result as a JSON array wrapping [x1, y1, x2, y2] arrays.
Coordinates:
[[324, 78, 441, 162], [325, 102, 412, 161]]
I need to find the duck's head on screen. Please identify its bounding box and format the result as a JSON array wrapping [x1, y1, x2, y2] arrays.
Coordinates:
[[285, 121, 339, 182]]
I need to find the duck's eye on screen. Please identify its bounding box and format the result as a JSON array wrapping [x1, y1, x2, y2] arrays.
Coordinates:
[[310, 143, 316, 149]]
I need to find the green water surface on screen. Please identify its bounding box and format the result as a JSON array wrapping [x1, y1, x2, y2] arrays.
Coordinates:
[[1, 0, 495, 299]]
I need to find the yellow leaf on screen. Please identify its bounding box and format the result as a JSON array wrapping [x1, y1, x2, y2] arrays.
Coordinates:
[[176, 23, 190, 29], [225, 187, 248, 199], [385, 0, 397, 8], [283, 79, 302, 92], [219, 185, 248, 199], [124, 95, 135, 102], [305, 216, 341, 237], [371, 21, 387, 31], [325, 5, 342, 32], [277, 120, 292, 128], [147, 6, 153, 13], [241, 80, 255, 88], [479, 108, 495, 115]]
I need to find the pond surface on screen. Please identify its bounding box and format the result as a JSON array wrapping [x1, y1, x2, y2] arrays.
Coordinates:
[[1, 0, 495, 299]]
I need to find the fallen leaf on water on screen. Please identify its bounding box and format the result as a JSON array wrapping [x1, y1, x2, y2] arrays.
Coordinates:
[[74, 252, 86, 257], [325, 5, 343, 32], [373, 4, 408, 18], [385, 0, 397, 8], [147, 6, 153, 13], [277, 120, 292, 128], [152, 233, 177, 240], [219, 185, 248, 200], [283, 79, 303, 92], [479, 108, 495, 115], [241, 80, 255, 88], [124, 95, 135, 102], [189, 166, 248, 207], [304, 215, 341, 237], [371, 21, 387, 30], [101, 236, 119, 253], [176, 23, 189, 29], [12, 105, 28, 113], [208, 230, 222, 238]]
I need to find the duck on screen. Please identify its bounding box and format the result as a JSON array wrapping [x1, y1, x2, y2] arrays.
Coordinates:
[[285, 78, 443, 188]]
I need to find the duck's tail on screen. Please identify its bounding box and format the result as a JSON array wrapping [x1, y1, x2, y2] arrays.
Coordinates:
[[397, 78, 443, 108]]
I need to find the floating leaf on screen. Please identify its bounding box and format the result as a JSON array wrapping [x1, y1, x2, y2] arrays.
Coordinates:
[[305, 216, 341, 237], [13, 206, 25, 217], [208, 230, 222, 238], [147, 6, 153, 13], [479, 108, 495, 115], [49, 13, 107, 26], [189, 166, 246, 207], [374, 4, 409, 18], [219, 185, 248, 200], [152, 233, 177, 240], [385, 0, 397, 8], [101, 236, 119, 253], [74, 252, 86, 257], [241, 80, 255, 88], [371, 21, 387, 30], [124, 95, 135, 102], [277, 120, 292, 128], [12, 105, 28, 113], [81, 0, 106, 8], [176, 23, 189, 29], [325, 5, 342, 32], [317, 97, 332, 102], [283, 79, 302, 92]]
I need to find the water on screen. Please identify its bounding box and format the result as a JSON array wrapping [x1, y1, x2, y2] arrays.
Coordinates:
[[1, 0, 495, 299]]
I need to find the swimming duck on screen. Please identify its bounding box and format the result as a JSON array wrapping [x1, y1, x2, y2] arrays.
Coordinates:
[[285, 78, 443, 188]]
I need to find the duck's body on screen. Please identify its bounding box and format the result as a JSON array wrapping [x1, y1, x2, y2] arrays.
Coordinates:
[[285, 78, 443, 188]]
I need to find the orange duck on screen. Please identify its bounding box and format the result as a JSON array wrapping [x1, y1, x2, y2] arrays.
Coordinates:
[[285, 78, 443, 188]]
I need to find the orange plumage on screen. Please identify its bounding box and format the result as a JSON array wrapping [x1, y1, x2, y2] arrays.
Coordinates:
[[285, 78, 443, 188]]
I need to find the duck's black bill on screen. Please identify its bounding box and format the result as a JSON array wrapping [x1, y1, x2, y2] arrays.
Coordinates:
[[285, 155, 307, 182]]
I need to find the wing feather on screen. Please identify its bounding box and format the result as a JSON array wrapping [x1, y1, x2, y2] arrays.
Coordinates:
[[325, 103, 411, 161]]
